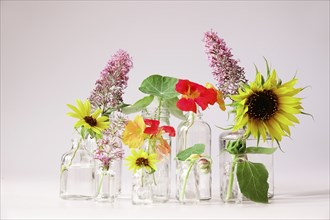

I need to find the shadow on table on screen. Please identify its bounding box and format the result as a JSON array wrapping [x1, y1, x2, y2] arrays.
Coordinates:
[[271, 189, 329, 204]]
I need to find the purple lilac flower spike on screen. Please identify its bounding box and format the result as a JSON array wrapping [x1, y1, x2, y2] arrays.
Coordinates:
[[89, 49, 133, 112], [203, 30, 247, 97]]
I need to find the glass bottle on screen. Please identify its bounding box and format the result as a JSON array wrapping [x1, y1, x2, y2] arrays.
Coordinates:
[[219, 129, 274, 203], [142, 105, 171, 203], [177, 161, 200, 204], [176, 110, 211, 200], [112, 159, 122, 197], [94, 161, 116, 203], [131, 169, 153, 205], [60, 138, 96, 200]]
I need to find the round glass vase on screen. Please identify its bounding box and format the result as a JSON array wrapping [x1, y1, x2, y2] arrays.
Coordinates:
[[142, 106, 171, 203], [176, 110, 212, 200], [131, 169, 153, 205], [94, 162, 116, 203], [60, 138, 96, 200], [219, 129, 274, 203], [177, 161, 200, 204]]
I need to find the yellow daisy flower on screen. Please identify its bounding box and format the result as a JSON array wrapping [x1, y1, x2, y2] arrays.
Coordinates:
[[67, 99, 109, 134], [125, 149, 158, 173], [231, 69, 303, 142], [122, 115, 146, 148]]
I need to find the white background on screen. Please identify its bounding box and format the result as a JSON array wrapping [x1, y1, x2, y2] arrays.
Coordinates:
[[1, 1, 329, 219]]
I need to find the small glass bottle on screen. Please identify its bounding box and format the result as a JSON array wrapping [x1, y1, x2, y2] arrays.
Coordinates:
[[131, 169, 153, 205], [176, 110, 212, 200], [94, 162, 116, 203], [60, 138, 96, 200], [219, 129, 274, 203], [178, 161, 200, 204], [142, 105, 171, 203]]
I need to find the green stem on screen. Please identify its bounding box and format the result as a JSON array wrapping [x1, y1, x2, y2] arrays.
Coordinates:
[[180, 162, 194, 201], [97, 172, 105, 196], [156, 97, 163, 121], [225, 155, 238, 201], [61, 138, 82, 173], [141, 170, 144, 188], [152, 173, 157, 186], [182, 112, 195, 152]]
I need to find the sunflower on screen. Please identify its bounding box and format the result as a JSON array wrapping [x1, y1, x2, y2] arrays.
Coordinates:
[[231, 69, 303, 142], [125, 149, 158, 173], [67, 99, 109, 134]]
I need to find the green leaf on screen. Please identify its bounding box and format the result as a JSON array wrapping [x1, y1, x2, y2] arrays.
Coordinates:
[[176, 144, 205, 161], [164, 97, 186, 120], [246, 147, 277, 154], [236, 161, 269, 203], [121, 95, 154, 114], [139, 75, 179, 99]]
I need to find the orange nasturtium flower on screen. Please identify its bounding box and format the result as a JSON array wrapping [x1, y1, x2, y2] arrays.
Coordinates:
[[175, 79, 225, 112]]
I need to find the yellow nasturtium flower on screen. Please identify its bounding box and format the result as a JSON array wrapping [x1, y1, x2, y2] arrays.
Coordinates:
[[122, 115, 146, 148]]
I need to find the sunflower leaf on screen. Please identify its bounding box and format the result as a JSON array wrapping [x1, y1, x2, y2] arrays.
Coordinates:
[[246, 147, 277, 154], [122, 95, 154, 114], [176, 144, 205, 161], [139, 75, 179, 99], [236, 160, 269, 203]]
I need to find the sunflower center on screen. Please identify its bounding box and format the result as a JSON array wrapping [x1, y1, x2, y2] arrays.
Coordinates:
[[84, 116, 97, 127], [246, 90, 279, 121], [136, 157, 149, 167]]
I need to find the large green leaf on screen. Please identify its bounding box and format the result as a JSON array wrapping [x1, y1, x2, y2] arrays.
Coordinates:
[[176, 144, 205, 161], [236, 161, 269, 203], [164, 97, 186, 120], [121, 95, 154, 114], [246, 147, 277, 154], [139, 75, 179, 99]]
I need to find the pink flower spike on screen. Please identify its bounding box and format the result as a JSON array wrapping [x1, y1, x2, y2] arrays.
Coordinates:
[[203, 30, 247, 97]]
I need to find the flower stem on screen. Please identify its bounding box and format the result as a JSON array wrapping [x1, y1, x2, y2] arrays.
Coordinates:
[[97, 172, 105, 196], [156, 97, 163, 121], [180, 162, 194, 201], [141, 170, 144, 187], [152, 173, 157, 186], [61, 138, 82, 174], [225, 155, 237, 201]]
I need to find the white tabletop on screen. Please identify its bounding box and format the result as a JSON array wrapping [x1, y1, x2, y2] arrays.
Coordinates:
[[1, 176, 329, 219]]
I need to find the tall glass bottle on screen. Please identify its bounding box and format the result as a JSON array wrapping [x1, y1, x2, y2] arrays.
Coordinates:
[[112, 159, 122, 197], [60, 138, 96, 200], [176, 110, 212, 200], [142, 105, 171, 203], [219, 129, 274, 203]]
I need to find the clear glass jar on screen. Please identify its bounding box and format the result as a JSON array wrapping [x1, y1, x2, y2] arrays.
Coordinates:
[[94, 162, 116, 203], [131, 169, 153, 205], [142, 105, 171, 203], [177, 161, 200, 204], [219, 129, 274, 203], [176, 111, 212, 200], [112, 159, 122, 197], [60, 138, 96, 200]]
